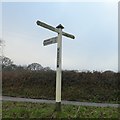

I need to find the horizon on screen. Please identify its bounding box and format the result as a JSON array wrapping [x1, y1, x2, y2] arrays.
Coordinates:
[[2, 55, 118, 73]]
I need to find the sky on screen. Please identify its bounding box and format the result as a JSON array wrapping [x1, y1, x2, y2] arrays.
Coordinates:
[[1, 1, 118, 72]]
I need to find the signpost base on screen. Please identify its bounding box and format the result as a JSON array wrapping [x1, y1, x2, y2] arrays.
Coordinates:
[[55, 102, 61, 112]]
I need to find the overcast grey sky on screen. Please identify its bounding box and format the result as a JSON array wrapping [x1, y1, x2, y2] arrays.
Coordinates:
[[1, 1, 118, 72]]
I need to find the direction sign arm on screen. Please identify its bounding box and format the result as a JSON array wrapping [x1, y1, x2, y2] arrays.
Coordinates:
[[43, 37, 58, 46], [62, 31, 75, 39], [36, 20, 59, 33], [36, 20, 75, 39]]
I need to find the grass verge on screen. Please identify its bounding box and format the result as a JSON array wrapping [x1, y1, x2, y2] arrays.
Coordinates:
[[2, 101, 119, 119]]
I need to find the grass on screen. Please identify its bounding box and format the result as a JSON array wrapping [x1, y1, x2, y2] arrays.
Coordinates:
[[2, 101, 119, 119]]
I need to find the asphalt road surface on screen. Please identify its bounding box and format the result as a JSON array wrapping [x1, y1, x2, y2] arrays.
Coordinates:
[[2, 96, 119, 108]]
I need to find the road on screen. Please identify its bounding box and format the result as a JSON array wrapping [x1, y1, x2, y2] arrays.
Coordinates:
[[2, 96, 119, 108]]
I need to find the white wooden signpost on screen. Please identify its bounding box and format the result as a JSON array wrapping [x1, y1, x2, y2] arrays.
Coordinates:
[[36, 20, 75, 111]]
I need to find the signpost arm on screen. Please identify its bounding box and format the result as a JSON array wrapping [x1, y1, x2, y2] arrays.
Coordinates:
[[62, 31, 75, 39], [36, 20, 75, 39], [55, 24, 64, 112]]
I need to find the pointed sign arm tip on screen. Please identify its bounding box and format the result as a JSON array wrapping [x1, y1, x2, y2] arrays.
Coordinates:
[[62, 31, 75, 39], [36, 20, 59, 33]]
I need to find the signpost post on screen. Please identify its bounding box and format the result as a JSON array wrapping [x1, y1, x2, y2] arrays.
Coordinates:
[[36, 20, 75, 112]]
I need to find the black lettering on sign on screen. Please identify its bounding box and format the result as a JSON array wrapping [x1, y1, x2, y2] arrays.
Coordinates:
[[57, 48, 60, 68], [44, 40, 53, 45]]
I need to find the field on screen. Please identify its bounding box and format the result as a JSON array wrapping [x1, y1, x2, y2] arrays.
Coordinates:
[[2, 101, 119, 119]]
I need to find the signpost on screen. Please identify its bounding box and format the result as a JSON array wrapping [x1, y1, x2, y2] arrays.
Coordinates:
[[36, 20, 75, 112]]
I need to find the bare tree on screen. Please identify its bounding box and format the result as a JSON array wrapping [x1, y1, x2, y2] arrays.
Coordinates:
[[2, 56, 13, 69], [0, 39, 5, 57], [0, 39, 4, 46], [0, 40, 2, 46]]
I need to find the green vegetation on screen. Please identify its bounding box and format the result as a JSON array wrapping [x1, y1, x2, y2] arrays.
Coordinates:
[[2, 101, 119, 118], [3, 70, 119, 103]]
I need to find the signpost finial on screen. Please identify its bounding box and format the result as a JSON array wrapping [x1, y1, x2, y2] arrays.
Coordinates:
[[56, 24, 64, 29]]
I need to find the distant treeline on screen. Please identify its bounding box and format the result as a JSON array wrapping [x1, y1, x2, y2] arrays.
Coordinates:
[[1, 56, 52, 71]]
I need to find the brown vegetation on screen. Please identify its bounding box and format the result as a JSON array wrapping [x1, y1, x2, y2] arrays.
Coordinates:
[[2, 69, 119, 103]]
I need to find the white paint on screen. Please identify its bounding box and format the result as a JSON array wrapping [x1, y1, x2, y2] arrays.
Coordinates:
[[56, 28, 62, 102], [43, 36, 57, 46]]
